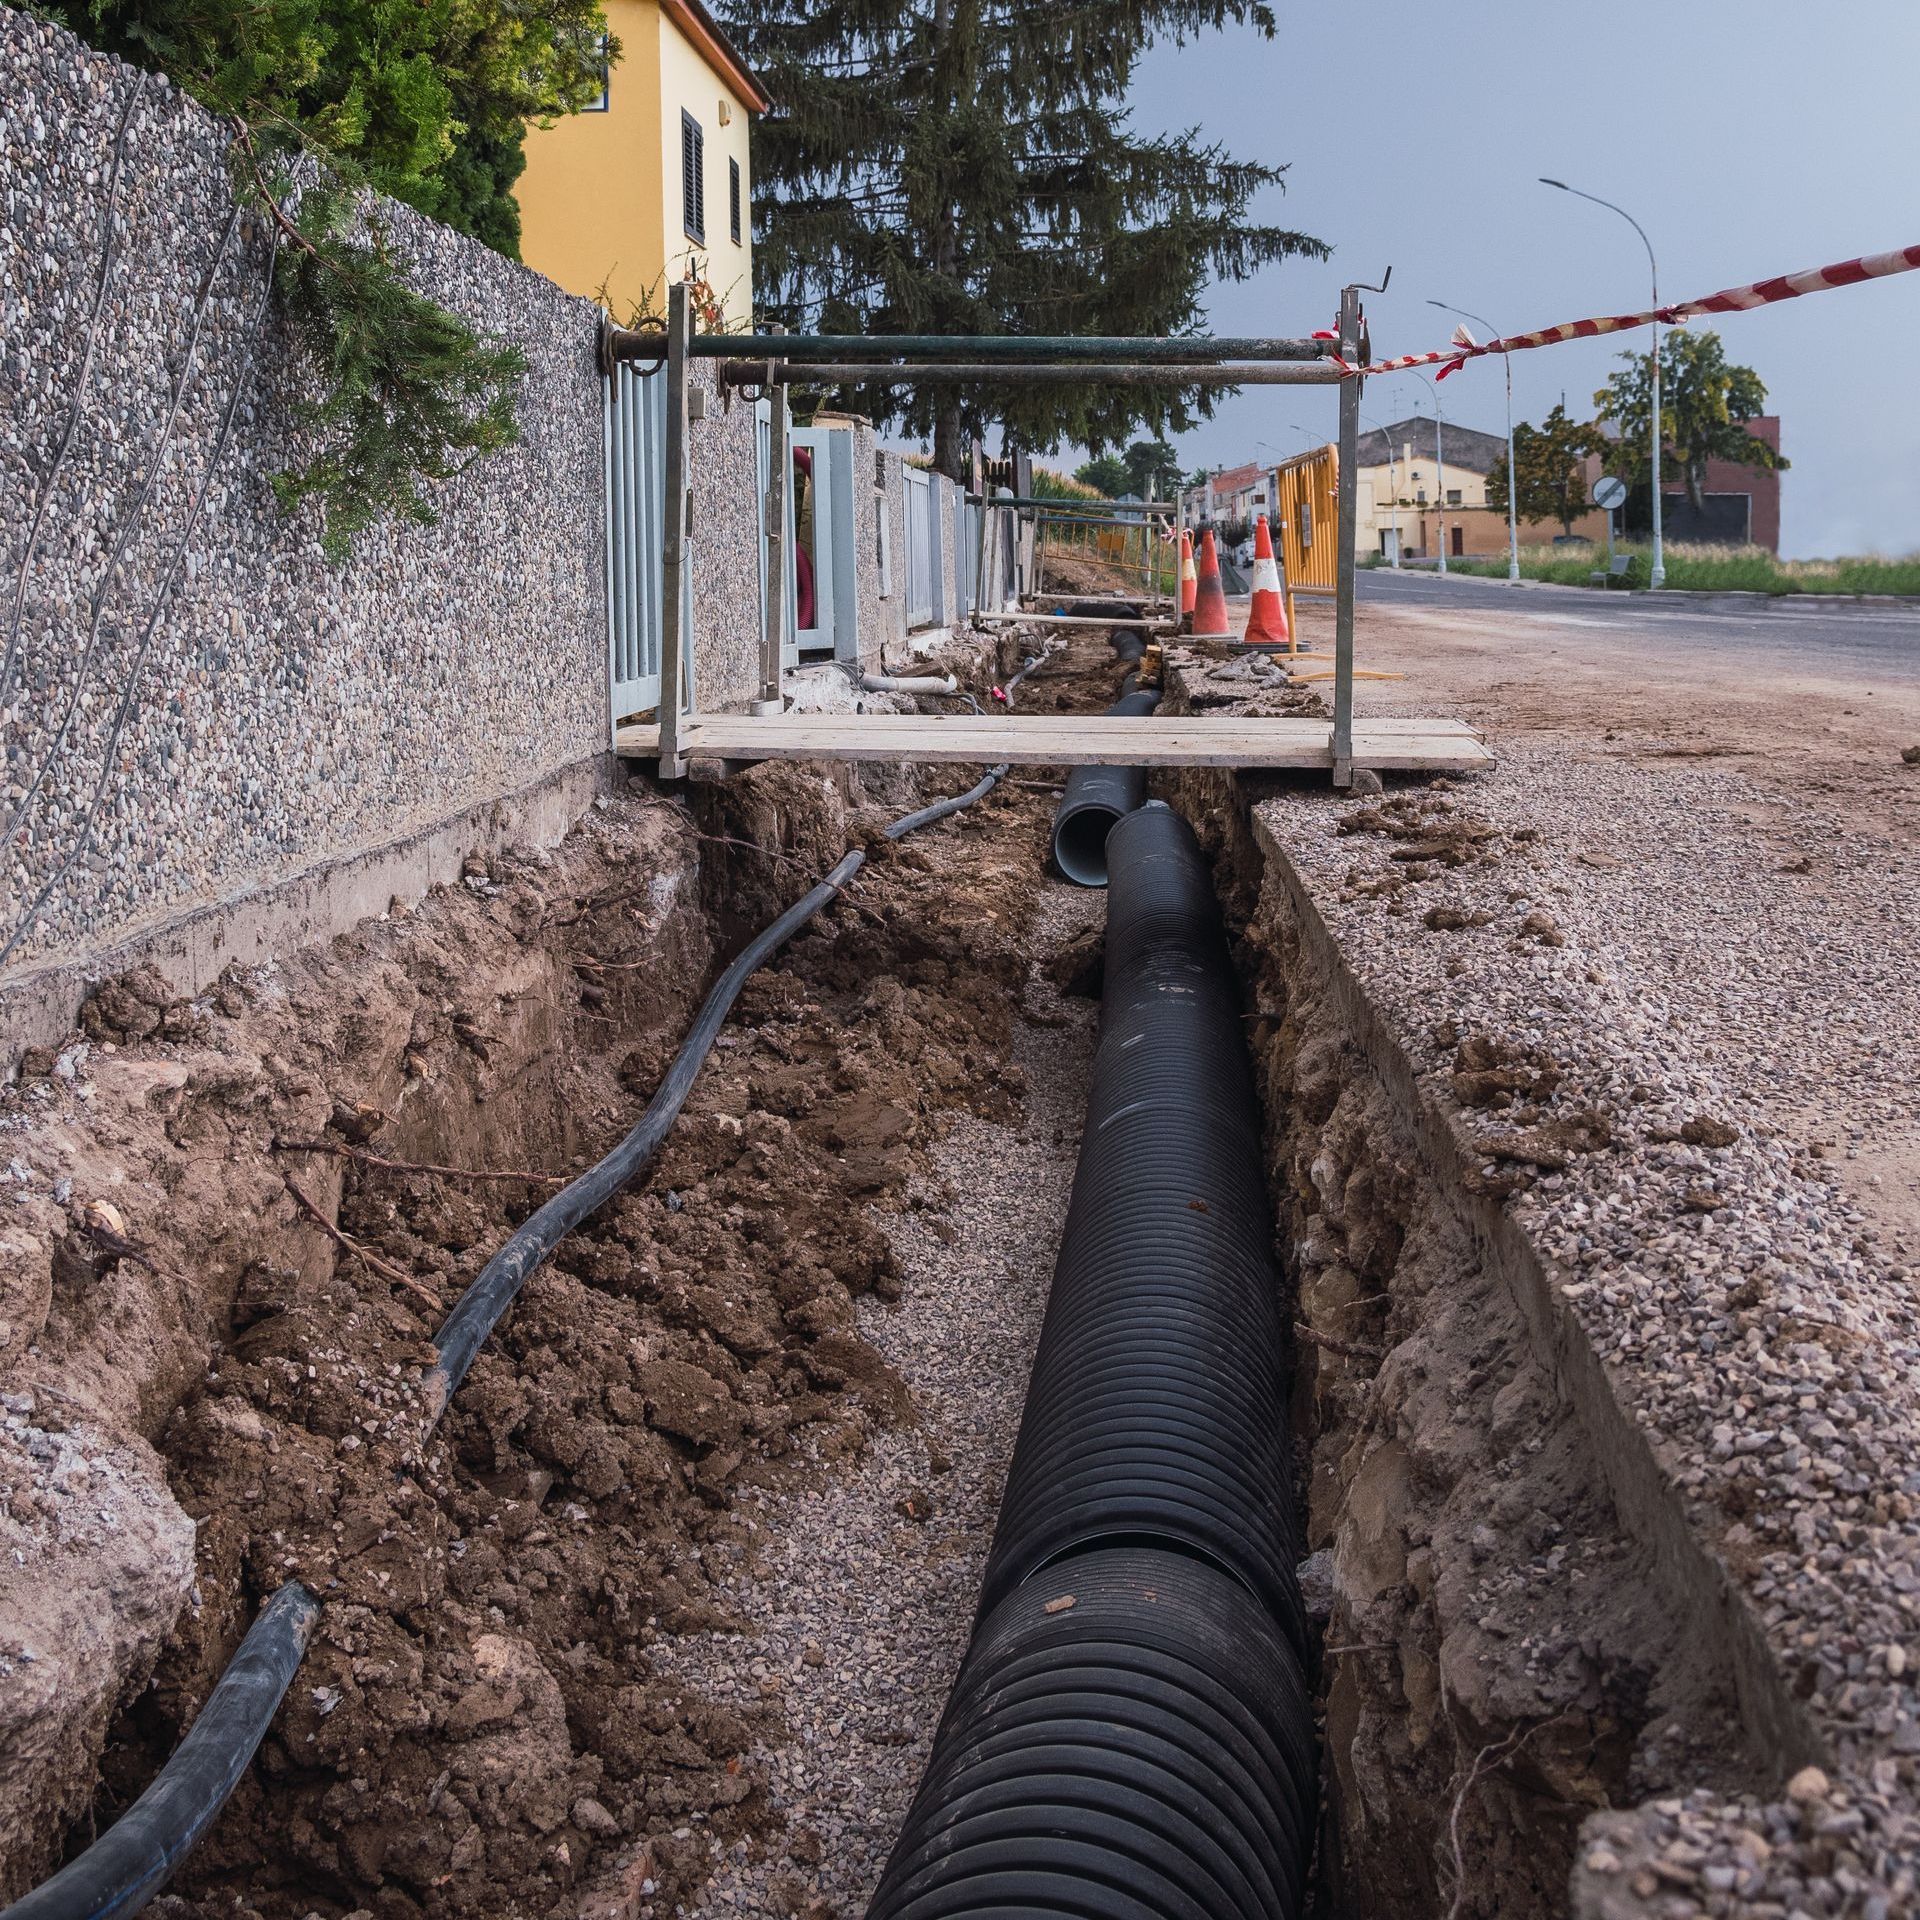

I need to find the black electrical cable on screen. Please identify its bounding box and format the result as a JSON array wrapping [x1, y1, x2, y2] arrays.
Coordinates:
[[422, 841, 867, 1408], [0, 1584, 320, 1920]]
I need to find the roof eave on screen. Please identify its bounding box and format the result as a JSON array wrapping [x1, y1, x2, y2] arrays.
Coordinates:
[[660, 0, 772, 113]]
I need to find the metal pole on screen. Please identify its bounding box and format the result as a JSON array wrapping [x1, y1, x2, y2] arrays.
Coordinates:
[[1333, 285, 1361, 787], [657, 282, 693, 779], [1409, 371, 1448, 574], [1539, 179, 1664, 588], [716, 360, 1346, 388], [1361, 414, 1399, 568], [753, 329, 788, 715], [612, 330, 1344, 365], [1428, 300, 1518, 581]]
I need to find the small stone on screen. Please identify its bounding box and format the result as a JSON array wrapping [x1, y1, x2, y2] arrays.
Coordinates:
[[1583, 1846, 1622, 1874], [1785, 1765, 1829, 1804]]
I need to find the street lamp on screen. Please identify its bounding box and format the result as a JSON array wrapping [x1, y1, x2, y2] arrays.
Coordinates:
[[1541, 177, 1664, 589], [1429, 298, 1519, 582], [1405, 370, 1448, 574], [1360, 413, 1400, 567]]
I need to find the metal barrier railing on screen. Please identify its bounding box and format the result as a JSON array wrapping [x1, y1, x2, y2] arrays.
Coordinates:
[[628, 289, 1365, 783]]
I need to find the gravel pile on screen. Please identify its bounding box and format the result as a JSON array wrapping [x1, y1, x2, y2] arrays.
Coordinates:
[[1221, 678, 1920, 1914], [650, 880, 1103, 1919]]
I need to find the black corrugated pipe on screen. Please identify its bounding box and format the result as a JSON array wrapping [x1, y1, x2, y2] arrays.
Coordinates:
[[1049, 688, 1160, 888], [3, 740, 1034, 1920], [866, 802, 1314, 1919]]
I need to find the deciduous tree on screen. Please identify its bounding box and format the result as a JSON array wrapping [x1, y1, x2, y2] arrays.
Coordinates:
[[1074, 454, 1131, 496], [1593, 329, 1786, 514], [1484, 403, 1607, 536]]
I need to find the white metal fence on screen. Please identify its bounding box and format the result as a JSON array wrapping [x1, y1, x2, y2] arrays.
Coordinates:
[[903, 465, 943, 630], [604, 362, 667, 721]]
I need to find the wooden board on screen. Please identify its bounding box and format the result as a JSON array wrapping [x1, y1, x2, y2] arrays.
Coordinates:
[[613, 712, 1493, 773]]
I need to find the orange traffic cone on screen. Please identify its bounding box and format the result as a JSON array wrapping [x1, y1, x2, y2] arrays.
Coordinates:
[[1178, 528, 1198, 623], [1243, 517, 1291, 649], [1191, 528, 1231, 638]]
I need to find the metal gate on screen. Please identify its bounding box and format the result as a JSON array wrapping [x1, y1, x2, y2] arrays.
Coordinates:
[[903, 465, 942, 629], [790, 425, 839, 653], [754, 399, 800, 672], [605, 360, 668, 720], [956, 495, 978, 614]]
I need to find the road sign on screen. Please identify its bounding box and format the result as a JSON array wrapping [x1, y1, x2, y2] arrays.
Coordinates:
[[1591, 474, 1628, 511]]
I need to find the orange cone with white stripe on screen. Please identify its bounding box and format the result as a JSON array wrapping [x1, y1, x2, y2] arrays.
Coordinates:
[[1243, 516, 1291, 649], [1178, 529, 1198, 622], [1191, 528, 1231, 638]]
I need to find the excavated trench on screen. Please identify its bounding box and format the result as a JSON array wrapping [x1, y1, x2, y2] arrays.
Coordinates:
[[0, 628, 1128, 1920], [1171, 761, 1769, 1920], [6, 622, 1768, 1920]]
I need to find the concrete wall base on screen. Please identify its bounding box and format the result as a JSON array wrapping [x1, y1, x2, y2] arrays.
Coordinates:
[[3, 753, 615, 1063]]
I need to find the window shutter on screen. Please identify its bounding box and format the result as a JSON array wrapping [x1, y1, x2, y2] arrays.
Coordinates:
[[682, 112, 705, 242], [729, 158, 741, 244]]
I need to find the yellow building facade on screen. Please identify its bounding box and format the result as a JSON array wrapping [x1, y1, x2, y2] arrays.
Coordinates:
[[516, 0, 767, 326]]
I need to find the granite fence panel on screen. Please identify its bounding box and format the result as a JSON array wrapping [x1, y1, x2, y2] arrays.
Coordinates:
[[934, 472, 959, 629], [0, 10, 610, 988], [875, 449, 910, 662], [685, 362, 763, 708]]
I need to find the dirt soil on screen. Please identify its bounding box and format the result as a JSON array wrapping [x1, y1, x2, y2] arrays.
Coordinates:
[[3, 627, 1138, 1920]]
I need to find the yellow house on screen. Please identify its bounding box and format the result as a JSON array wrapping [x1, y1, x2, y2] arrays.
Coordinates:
[[516, 0, 769, 326]]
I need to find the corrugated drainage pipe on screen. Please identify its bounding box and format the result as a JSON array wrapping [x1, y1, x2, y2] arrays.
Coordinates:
[[866, 802, 1314, 1919], [1049, 688, 1160, 887]]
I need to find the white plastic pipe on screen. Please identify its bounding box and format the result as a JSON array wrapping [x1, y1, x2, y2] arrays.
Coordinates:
[[861, 672, 959, 695]]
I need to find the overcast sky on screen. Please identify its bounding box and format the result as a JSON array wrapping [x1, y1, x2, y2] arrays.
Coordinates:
[[1119, 0, 1920, 558]]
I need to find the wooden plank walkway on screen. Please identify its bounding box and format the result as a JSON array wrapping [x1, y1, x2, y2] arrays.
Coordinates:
[[612, 712, 1493, 773]]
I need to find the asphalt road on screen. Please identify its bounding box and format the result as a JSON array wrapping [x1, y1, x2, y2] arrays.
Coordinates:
[[1355, 565, 1920, 678]]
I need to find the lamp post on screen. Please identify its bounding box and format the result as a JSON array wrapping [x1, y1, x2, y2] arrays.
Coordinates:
[[1360, 413, 1400, 567], [1428, 298, 1518, 582], [1541, 177, 1664, 589], [1406, 371, 1447, 573]]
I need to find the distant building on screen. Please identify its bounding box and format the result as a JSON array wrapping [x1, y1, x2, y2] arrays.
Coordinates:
[[1181, 461, 1275, 531], [1350, 415, 1610, 562], [1655, 415, 1783, 551], [516, 0, 769, 326]]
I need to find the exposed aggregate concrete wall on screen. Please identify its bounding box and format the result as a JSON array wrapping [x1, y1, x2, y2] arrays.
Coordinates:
[[0, 11, 614, 1004]]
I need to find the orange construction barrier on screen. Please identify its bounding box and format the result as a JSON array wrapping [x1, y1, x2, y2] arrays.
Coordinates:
[[1243, 517, 1291, 650], [1191, 528, 1231, 638]]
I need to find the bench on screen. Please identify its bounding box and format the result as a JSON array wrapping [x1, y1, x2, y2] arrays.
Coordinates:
[[1590, 554, 1636, 588]]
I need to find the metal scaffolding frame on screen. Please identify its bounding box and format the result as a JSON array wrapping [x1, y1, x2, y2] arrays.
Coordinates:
[[638, 289, 1368, 785]]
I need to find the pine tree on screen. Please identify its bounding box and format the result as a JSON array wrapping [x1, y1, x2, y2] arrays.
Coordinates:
[[717, 1, 1327, 476]]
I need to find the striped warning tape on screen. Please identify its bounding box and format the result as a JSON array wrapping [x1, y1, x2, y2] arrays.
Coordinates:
[[1318, 241, 1920, 381]]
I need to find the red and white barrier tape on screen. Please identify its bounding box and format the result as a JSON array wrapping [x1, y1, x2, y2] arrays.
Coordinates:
[[1316, 241, 1920, 381]]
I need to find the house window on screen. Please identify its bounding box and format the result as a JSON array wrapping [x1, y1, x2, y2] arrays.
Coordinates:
[[583, 33, 609, 110], [729, 158, 742, 244], [1446, 487, 1462, 507], [681, 111, 706, 243], [1415, 488, 1427, 505]]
